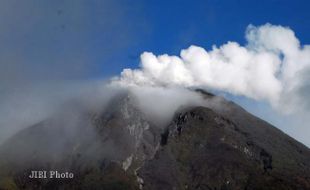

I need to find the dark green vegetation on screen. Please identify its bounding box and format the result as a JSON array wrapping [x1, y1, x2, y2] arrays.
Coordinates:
[[0, 90, 309, 190]]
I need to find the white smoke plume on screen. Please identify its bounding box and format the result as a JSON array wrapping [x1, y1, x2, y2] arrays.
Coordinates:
[[114, 24, 310, 114]]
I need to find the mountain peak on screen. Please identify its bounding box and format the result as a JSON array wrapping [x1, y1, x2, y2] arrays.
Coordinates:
[[0, 89, 309, 189]]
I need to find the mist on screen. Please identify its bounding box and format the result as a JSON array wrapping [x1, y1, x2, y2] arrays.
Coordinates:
[[0, 0, 147, 144], [127, 86, 206, 127]]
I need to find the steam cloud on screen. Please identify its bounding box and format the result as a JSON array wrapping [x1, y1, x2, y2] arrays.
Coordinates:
[[115, 24, 310, 114]]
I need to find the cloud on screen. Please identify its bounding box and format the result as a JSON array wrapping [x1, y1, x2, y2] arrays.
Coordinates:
[[115, 24, 310, 115], [127, 86, 206, 126], [0, 80, 115, 144]]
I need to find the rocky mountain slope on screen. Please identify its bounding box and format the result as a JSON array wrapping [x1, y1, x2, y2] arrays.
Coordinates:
[[0, 90, 309, 190]]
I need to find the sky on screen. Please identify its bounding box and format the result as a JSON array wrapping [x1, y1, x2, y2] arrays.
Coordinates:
[[1, 0, 309, 79], [0, 0, 310, 146]]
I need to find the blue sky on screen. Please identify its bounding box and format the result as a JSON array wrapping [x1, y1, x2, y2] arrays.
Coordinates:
[[1, 0, 309, 79], [0, 0, 309, 145], [101, 0, 310, 77], [132, 0, 310, 54]]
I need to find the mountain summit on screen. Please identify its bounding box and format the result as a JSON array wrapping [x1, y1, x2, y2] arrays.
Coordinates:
[[0, 89, 309, 190]]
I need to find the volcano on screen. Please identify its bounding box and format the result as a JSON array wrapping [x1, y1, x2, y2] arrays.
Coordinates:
[[0, 89, 309, 190]]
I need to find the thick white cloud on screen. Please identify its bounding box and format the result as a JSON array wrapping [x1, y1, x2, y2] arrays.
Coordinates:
[[115, 24, 310, 114]]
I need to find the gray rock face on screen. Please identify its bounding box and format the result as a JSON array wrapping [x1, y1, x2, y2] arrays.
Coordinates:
[[0, 90, 309, 190], [140, 106, 310, 190]]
